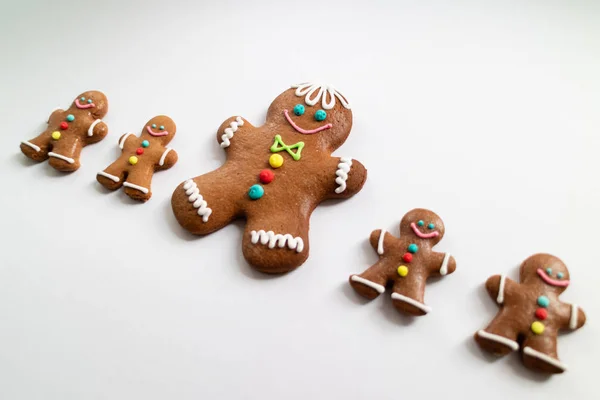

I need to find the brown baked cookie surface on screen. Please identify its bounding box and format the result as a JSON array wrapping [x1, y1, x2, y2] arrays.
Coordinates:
[[171, 83, 367, 273], [474, 253, 586, 374], [349, 209, 456, 316], [97, 116, 178, 202], [20, 91, 109, 172]]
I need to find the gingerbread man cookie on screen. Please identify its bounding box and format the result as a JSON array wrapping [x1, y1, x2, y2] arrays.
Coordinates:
[[96, 116, 178, 202], [475, 254, 586, 374], [20, 91, 108, 171], [171, 83, 367, 273], [349, 209, 456, 316]]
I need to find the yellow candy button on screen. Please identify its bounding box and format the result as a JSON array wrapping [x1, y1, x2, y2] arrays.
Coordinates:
[[269, 154, 284, 168], [397, 265, 409, 277], [531, 321, 545, 335], [129, 156, 138, 165], [51, 131, 61, 140]]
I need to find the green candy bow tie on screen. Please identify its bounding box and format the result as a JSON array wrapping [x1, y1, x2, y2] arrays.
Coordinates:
[[270, 134, 304, 161]]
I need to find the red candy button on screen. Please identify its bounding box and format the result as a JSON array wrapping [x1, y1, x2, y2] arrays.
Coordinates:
[[60, 122, 68, 130], [136, 148, 144, 155], [259, 169, 274, 184], [402, 253, 413, 263], [535, 308, 548, 320]]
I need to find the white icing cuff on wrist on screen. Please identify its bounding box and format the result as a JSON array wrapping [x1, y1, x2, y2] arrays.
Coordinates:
[[159, 148, 172, 166], [220, 116, 244, 148], [334, 157, 352, 194], [97, 171, 120, 182], [440, 253, 451, 275], [523, 347, 567, 372], [119, 133, 134, 149], [476, 330, 519, 351], [391, 293, 432, 313], [21, 141, 41, 152], [569, 304, 578, 329], [48, 152, 74, 164], [497, 274, 507, 304], [350, 275, 385, 294], [88, 119, 102, 137], [123, 182, 149, 194], [377, 229, 386, 255], [183, 179, 212, 222]]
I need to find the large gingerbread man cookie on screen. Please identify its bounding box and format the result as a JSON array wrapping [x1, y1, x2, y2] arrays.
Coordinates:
[[96, 116, 178, 202], [475, 253, 586, 374], [171, 83, 367, 273], [20, 91, 108, 171], [349, 209, 456, 316]]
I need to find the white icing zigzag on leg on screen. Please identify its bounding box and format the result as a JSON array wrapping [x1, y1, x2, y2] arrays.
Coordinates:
[[220, 117, 244, 148], [183, 179, 212, 223], [334, 157, 353, 194], [250, 230, 304, 253]]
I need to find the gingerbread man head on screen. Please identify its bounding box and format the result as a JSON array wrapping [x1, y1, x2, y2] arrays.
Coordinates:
[[70, 90, 108, 119], [266, 83, 353, 152], [140, 115, 177, 146], [399, 208, 445, 247], [520, 253, 571, 295]]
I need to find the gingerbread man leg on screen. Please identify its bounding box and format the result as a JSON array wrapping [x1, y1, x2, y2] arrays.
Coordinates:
[[171, 170, 239, 235], [20, 130, 53, 162], [241, 208, 310, 274], [123, 167, 154, 202], [390, 275, 431, 316], [97, 159, 129, 191], [47, 136, 82, 172], [349, 261, 393, 299], [475, 314, 521, 356], [521, 334, 565, 373]]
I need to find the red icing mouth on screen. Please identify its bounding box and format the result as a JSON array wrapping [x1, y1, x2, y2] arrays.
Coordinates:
[[283, 109, 332, 135], [410, 222, 440, 239], [537, 268, 570, 287], [146, 126, 169, 137], [75, 99, 95, 109]]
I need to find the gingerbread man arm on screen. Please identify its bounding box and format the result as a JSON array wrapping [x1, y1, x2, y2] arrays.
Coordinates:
[[324, 157, 367, 199], [216, 116, 254, 149], [156, 148, 178, 170], [85, 119, 108, 144], [426, 251, 456, 276], [559, 303, 586, 331], [117, 133, 136, 149], [48, 108, 63, 124], [369, 229, 396, 257], [485, 274, 518, 305]]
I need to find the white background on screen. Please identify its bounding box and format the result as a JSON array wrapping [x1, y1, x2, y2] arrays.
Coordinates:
[[0, 0, 598, 399]]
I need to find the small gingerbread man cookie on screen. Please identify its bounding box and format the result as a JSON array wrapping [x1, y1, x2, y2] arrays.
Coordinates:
[[20, 91, 109, 171], [474, 253, 586, 374], [349, 209, 456, 316], [171, 83, 367, 273], [96, 116, 178, 202]]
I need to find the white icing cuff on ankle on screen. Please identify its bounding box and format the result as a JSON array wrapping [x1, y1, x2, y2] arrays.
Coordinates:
[[123, 182, 149, 194], [476, 330, 519, 351], [97, 171, 120, 182], [391, 293, 432, 313], [48, 152, 74, 164], [21, 141, 41, 152], [523, 346, 567, 371], [350, 275, 385, 294]]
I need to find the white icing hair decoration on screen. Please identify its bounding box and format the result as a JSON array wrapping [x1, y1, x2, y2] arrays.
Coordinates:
[[291, 82, 351, 110]]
